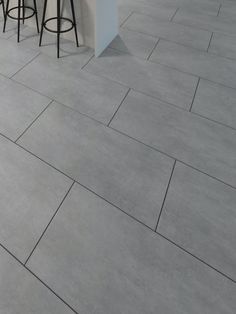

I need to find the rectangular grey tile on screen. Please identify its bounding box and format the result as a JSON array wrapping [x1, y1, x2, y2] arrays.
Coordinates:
[[119, 2, 176, 21], [109, 28, 158, 59], [13, 54, 129, 124], [0, 246, 73, 314], [0, 75, 50, 141], [27, 183, 236, 314], [110, 90, 236, 188], [208, 32, 236, 60], [18, 102, 174, 228], [0, 38, 39, 77], [173, 9, 236, 35], [123, 13, 212, 50], [150, 40, 236, 89], [192, 79, 236, 129], [158, 162, 236, 281], [0, 135, 72, 262], [84, 48, 198, 110]]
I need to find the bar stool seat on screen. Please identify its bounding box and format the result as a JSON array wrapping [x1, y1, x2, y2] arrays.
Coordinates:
[[39, 0, 79, 58], [3, 0, 39, 42]]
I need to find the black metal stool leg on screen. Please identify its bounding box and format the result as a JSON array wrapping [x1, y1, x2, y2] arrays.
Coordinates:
[[57, 0, 60, 58], [17, 0, 20, 42], [22, 0, 25, 24], [33, 0, 39, 33], [1, 0, 6, 24], [3, 0, 9, 32], [70, 0, 79, 47], [39, 0, 47, 46]]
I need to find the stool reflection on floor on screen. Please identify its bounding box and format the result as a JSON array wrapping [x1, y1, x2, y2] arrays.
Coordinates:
[[39, 0, 79, 58], [3, 0, 39, 42]]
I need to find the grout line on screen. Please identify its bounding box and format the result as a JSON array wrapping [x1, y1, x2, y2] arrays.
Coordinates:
[[155, 160, 176, 231], [217, 4, 222, 17], [0, 242, 80, 314], [81, 54, 95, 70], [189, 77, 200, 111], [170, 8, 179, 22], [155, 232, 236, 284], [207, 32, 214, 52], [24, 181, 75, 265], [120, 11, 134, 27], [15, 100, 54, 143], [0, 129, 236, 283], [107, 88, 131, 126], [10, 52, 41, 79], [147, 38, 160, 60]]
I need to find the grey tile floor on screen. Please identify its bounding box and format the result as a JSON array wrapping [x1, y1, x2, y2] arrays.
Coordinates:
[[0, 0, 236, 313]]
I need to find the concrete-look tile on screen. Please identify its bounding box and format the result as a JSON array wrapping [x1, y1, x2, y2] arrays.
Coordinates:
[[0, 20, 26, 39], [0, 135, 72, 262], [13, 54, 128, 124], [173, 9, 236, 35], [109, 28, 158, 59], [0, 75, 50, 141], [119, 2, 176, 21], [18, 102, 174, 228], [9, 27, 94, 64], [0, 246, 74, 314], [27, 183, 236, 314], [218, 2, 236, 20], [158, 162, 236, 281], [84, 48, 198, 110], [118, 0, 219, 16], [119, 6, 133, 25], [110, 90, 236, 188], [192, 79, 236, 129], [123, 13, 212, 50], [208, 32, 236, 60], [0, 38, 39, 77], [150, 40, 236, 89]]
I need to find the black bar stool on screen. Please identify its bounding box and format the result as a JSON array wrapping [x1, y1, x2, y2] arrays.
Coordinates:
[[3, 0, 39, 42], [39, 0, 79, 58]]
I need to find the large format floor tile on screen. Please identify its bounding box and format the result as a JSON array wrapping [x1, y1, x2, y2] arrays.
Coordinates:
[[13, 54, 128, 124], [208, 32, 236, 60], [173, 9, 236, 35], [27, 184, 236, 314], [18, 102, 174, 228], [84, 48, 198, 110], [119, 2, 176, 21], [0, 75, 50, 141], [0, 246, 73, 314], [158, 162, 236, 281], [0, 38, 39, 77], [0, 135, 72, 262], [123, 13, 212, 50], [150, 40, 236, 89], [109, 28, 158, 59], [110, 90, 236, 187], [192, 79, 236, 129]]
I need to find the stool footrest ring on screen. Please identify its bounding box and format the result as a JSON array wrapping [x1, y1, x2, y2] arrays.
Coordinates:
[[7, 6, 36, 21], [43, 17, 75, 34]]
